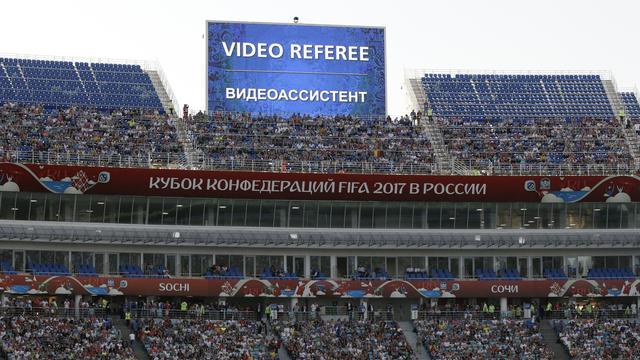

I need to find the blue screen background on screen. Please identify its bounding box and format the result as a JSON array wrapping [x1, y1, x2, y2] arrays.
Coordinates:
[[207, 22, 386, 116]]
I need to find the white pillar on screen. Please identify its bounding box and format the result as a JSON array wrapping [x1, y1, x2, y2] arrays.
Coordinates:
[[500, 297, 508, 317], [304, 255, 311, 278], [74, 295, 81, 318], [330, 256, 337, 278]]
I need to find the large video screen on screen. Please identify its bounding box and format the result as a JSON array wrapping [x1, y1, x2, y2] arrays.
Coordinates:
[[207, 21, 386, 116]]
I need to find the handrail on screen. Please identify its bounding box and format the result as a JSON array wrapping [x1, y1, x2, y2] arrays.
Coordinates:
[[1, 150, 636, 176]]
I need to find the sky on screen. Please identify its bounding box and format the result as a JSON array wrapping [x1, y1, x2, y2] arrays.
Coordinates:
[[1, 0, 639, 115]]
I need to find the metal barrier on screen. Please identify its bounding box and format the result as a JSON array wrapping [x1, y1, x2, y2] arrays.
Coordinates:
[[1, 150, 635, 176], [0, 306, 108, 318], [129, 308, 257, 321], [547, 309, 638, 319]]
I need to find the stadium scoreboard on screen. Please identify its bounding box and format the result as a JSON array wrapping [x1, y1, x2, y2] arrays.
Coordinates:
[[207, 21, 386, 116]]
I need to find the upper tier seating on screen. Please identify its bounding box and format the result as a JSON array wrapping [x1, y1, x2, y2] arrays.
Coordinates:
[[620, 92, 640, 118], [422, 73, 613, 119], [0, 57, 163, 112]]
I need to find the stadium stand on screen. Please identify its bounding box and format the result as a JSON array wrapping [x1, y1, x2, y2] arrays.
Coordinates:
[[277, 319, 414, 359], [0, 102, 182, 161], [0, 316, 135, 359], [414, 319, 554, 359], [554, 319, 640, 359], [186, 112, 434, 173], [620, 92, 640, 118], [0, 57, 163, 111], [435, 117, 632, 166], [421, 74, 613, 119], [140, 319, 279, 359]]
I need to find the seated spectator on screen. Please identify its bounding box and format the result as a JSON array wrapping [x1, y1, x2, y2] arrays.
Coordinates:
[[555, 319, 640, 359], [277, 319, 414, 359], [415, 319, 554, 359]]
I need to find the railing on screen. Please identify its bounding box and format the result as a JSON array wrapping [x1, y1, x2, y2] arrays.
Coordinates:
[[0, 306, 108, 318], [129, 308, 256, 321], [2, 150, 636, 176], [416, 310, 501, 320], [547, 309, 638, 319]]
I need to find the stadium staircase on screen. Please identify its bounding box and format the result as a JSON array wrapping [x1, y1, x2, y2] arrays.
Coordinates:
[[539, 320, 570, 360], [146, 70, 174, 115], [113, 317, 150, 360], [602, 80, 640, 168], [422, 121, 457, 174], [398, 321, 429, 360], [175, 117, 197, 168]]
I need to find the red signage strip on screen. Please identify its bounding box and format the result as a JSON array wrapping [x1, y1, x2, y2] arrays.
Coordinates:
[[1, 275, 638, 298], [0, 163, 638, 202]]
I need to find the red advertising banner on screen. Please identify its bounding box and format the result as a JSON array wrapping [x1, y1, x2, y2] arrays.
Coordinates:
[[0, 162, 639, 202], [1, 274, 638, 299]]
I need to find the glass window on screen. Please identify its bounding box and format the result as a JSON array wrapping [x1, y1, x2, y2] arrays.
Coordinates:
[[44, 194, 61, 221], [245, 200, 261, 227], [289, 202, 304, 228], [189, 199, 206, 226], [95, 253, 105, 274], [274, 201, 288, 227], [317, 202, 331, 228], [147, 198, 164, 225], [0, 192, 16, 220], [103, 196, 118, 223], [118, 197, 133, 224], [303, 202, 318, 228], [260, 200, 275, 227], [28, 193, 47, 221], [231, 199, 247, 226], [330, 202, 345, 228], [14, 193, 30, 221]]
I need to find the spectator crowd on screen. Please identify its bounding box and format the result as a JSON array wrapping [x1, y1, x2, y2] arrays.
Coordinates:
[[437, 117, 632, 167], [0, 315, 135, 359], [276, 319, 414, 360], [0, 102, 181, 161], [555, 319, 640, 359], [187, 112, 434, 173], [414, 319, 554, 359], [140, 319, 279, 360]]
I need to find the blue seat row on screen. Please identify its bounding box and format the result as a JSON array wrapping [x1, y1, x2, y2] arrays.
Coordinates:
[[120, 264, 144, 277], [75, 263, 98, 276], [544, 268, 568, 279], [422, 73, 614, 119], [0, 57, 163, 112], [587, 268, 634, 279], [28, 263, 71, 276], [0, 261, 17, 275], [204, 266, 244, 279]]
